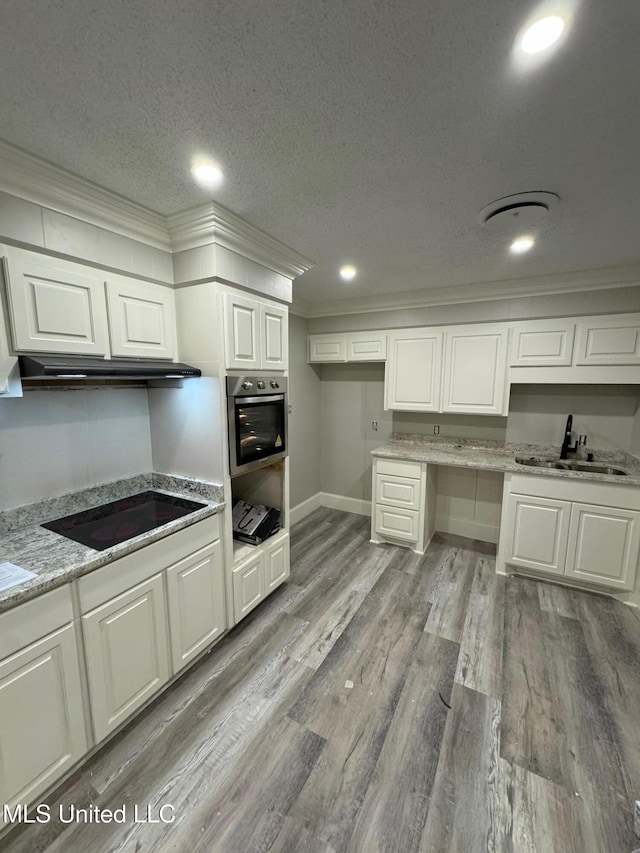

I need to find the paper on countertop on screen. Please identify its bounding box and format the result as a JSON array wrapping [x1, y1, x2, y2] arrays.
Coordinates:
[[0, 561, 37, 592]]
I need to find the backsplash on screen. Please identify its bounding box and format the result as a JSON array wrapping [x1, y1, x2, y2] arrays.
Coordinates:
[[0, 386, 153, 510]]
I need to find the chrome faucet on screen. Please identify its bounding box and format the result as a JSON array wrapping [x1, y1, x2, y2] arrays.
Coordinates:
[[560, 414, 577, 459]]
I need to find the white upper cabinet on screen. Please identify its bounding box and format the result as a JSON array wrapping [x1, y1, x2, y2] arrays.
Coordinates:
[[575, 313, 640, 365], [261, 301, 288, 369], [308, 333, 347, 362], [347, 331, 387, 361], [0, 265, 20, 396], [385, 329, 443, 411], [224, 291, 261, 370], [510, 320, 575, 366], [441, 325, 508, 415], [3, 247, 109, 355], [105, 274, 177, 360], [223, 290, 288, 371], [308, 331, 387, 362]]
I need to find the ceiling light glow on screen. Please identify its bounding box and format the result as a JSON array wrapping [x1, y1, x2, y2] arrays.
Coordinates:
[[510, 235, 535, 254], [520, 15, 565, 54], [339, 265, 357, 281], [191, 161, 224, 189]]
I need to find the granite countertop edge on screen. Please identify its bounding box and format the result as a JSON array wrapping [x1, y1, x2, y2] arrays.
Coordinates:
[[0, 473, 225, 614], [371, 435, 640, 486]]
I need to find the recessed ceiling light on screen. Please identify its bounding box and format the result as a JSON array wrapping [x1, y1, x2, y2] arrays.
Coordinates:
[[191, 161, 224, 189], [520, 15, 565, 54], [339, 265, 357, 281], [510, 235, 535, 254]]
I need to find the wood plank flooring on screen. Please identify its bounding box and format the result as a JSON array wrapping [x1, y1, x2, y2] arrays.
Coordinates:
[[2, 507, 639, 852]]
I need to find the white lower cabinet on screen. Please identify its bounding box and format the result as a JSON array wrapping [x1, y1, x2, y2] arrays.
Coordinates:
[[232, 532, 290, 623], [0, 588, 87, 825], [565, 503, 640, 590], [371, 458, 435, 554], [499, 474, 640, 592], [82, 573, 170, 743], [166, 541, 226, 673], [503, 494, 570, 576]]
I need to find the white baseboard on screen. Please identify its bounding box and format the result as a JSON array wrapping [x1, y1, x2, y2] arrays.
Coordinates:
[[434, 515, 500, 545], [320, 492, 372, 517], [289, 493, 322, 525]]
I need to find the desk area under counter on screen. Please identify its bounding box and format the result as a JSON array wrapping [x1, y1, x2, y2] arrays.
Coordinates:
[[370, 434, 640, 602]]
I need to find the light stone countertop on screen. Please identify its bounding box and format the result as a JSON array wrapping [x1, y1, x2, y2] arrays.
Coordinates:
[[0, 473, 225, 613], [371, 434, 640, 486]]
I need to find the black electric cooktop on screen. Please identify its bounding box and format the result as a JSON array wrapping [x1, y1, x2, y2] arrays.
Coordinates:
[[42, 491, 206, 551]]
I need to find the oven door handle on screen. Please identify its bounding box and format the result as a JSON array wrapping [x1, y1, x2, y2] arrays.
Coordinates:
[[234, 394, 285, 405]]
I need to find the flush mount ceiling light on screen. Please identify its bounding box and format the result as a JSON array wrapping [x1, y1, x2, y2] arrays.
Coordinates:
[[520, 15, 565, 53], [191, 161, 224, 189], [339, 265, 357, 281], [510, 235, 535, 254]]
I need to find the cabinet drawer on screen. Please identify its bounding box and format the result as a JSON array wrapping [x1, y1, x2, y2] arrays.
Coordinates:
[[375, 474, 422, 510], [376, 458, 422, 480], [374, 506, 420, 543]]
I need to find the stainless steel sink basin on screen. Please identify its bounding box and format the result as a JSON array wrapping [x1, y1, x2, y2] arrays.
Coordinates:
[[515, 457, 626, 475], [566, 463, 626, 475]]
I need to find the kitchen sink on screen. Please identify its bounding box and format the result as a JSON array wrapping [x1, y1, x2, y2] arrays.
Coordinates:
[[515, 457, 626, 475]]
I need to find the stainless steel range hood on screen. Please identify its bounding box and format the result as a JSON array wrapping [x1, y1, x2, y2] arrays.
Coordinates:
[[19, 355, 202, 380]]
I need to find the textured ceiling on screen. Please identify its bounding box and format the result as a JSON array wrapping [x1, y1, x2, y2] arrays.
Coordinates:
[[0, 0, 639, 303]]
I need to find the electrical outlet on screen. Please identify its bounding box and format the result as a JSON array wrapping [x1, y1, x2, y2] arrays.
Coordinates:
[[371, 421, 378, 431], [434, 425, 440, 435]]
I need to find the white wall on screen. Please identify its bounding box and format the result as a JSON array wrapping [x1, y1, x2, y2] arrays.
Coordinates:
[[288, 314, 322, 508], [148, 375, 225, 484], [0, 387, 153, 509], [506, 384, 640, 451], [319, 363, 391, 505], [306, 285, 640, 333]]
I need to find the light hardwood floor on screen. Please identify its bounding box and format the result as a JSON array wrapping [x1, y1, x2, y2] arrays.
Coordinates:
[[2, 508, 639, 852]]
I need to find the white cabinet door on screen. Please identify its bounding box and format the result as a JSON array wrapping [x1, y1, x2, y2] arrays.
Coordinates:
[[232, 553, 265, 622], [565, 503, 640, 590], [374, 505, 420, 543], [3, 249, 109, 355], [265, 533, 290, 592], [510, 321, 575, 366], [347, 331, 387, 361], [308, 333, 347, 362], [385, 330, 443, 411], [261, 303, 288, 369], [442, 326, 508, 415], [223, 292, 261, 370], [166, 542, 226, 673], [575, 314, 640, 365], [504, 494, 571, 576], [0, 624, 86, 820], [105, 275, 176, 360], [82, 573, 169, 742]]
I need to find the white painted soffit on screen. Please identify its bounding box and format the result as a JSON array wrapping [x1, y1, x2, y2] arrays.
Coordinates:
[[291, 264, 640, 318], [0, 138, 169, 250], [166, 203, 314, 279], [0, 139, 315, 278]]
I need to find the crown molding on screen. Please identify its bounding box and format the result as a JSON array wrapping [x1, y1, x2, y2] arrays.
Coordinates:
[[0, 139, 171, 251], [166, 202, 314, 279], [295, 264, 640, 318]]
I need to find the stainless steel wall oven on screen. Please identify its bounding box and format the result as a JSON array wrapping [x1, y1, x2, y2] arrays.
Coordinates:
[[226, 376, 288, 476]]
